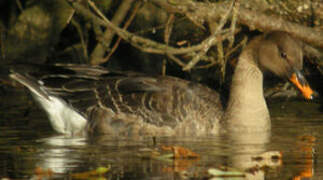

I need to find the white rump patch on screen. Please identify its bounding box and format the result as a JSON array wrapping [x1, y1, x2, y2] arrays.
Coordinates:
[[33, 94, 87, 136]]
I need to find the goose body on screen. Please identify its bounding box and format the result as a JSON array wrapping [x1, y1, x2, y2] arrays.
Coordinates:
[[10, 32, 314, 136]]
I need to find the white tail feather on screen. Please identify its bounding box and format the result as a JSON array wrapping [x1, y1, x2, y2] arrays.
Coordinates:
[[10, 72, 87, 136]]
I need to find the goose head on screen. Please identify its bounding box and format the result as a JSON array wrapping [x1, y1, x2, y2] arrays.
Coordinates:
[[256, 31, 314, 99]]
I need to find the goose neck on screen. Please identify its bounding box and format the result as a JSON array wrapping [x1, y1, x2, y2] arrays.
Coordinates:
[[224, 52, 270, 133]]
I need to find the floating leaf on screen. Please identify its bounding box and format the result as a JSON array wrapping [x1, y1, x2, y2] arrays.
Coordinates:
[[208, 168, 245, 177], [96, 166, 110, 174], [33, 166, 54, 179], [71, 165, 110, 179], [161, 145, 200, 159]]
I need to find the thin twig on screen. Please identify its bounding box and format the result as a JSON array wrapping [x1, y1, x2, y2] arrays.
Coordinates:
[[162, 14, 175, 76], [71, 19, 88, 61], [103, 1, 142, 62], [164, 14, 175, 45], [228, 0, 239, 48], [162, 59, 167, 76], [90, 0, 134, 65], [15, 0, 23, 12], [182, 0, 236, 71], [217, 41, 225, 82], [167, 54, 186, 66], [224, 35, 247, 59]]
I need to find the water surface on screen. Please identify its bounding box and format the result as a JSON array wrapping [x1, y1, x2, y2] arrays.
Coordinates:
[[0, 88, 322, 179]]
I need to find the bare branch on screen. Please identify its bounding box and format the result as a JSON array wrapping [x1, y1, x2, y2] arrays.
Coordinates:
[[228, 0, 240, 48], [90, 0, 135, 65], [103, 1, 142, 63], [151, 0, 323, 48], [71, 1, 232, 58], [182, 0, 235, 71]]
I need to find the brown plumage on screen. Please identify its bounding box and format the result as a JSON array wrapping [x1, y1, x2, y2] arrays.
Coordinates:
[[9, 31, 314, 137]]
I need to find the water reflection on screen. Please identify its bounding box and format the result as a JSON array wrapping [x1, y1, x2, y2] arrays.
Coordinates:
[[225, 130, 270, 179], [28, 132, 282, 179], [36, 136, 87, 174]]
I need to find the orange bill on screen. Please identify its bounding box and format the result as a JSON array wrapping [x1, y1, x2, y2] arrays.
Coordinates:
[[289, 73, 314, 100]]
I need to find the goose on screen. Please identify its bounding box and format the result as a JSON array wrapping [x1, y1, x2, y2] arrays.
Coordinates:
[[9, 31, 314, 137]]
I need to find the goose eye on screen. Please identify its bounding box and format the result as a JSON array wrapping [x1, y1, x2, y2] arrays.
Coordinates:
[[280, 52, 287, 59]]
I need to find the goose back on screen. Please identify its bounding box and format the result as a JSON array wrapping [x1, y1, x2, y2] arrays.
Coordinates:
[[11, 64, 223, 136]]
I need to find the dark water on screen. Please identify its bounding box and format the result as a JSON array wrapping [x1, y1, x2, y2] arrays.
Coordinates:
[[0, 88, 322, 179]]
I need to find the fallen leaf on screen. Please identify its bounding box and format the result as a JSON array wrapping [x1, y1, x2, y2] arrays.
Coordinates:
[[33, 166, 53, 179], [208, 168, 245, 177], [71, 165, 110, 179], [161, 145, 200, 159]]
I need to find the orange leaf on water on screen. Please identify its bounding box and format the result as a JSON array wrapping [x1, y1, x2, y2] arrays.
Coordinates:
[[161, 145, 200, 159], [33, 166, 53, 179]]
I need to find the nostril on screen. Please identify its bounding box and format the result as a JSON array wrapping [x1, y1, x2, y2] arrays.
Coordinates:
[[309, 94, 314, 100], [309, 91, 320, 102]]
